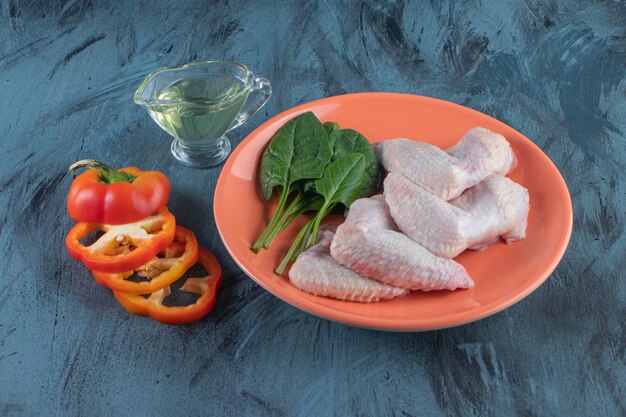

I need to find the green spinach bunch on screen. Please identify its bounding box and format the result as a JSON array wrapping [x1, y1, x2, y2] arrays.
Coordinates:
[[252, 111, 381, 275]]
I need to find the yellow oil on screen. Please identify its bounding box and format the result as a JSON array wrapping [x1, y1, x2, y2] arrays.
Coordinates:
[[148, 77, 249, 143]]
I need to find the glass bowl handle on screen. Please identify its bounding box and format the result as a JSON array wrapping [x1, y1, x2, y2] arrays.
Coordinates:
[[227, 76, 272, 133]]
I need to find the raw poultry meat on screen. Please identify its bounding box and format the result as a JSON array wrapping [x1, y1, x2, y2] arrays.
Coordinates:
[[375, 127, 517, 200], [289, 227, 408, 302], [384, 173, 529, 258], [330, 196, 473, 291]]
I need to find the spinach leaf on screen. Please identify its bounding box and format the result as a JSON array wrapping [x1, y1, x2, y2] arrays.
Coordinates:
[[253, 111, 331, 252], [323, 121, 340, 136], [330, 129, 381, 197], [314, 153, 367, 208], [259, 111, 331, 201], [298, 127, 379, 198], [275, 154, 367, 274], [324, 122, 341, 162], [254, 113, 381, 272]]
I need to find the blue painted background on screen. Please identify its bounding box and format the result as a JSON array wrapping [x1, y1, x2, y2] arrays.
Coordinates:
[[0, 1, 624, 416]]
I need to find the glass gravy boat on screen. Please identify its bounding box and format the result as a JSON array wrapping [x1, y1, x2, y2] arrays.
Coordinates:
[[134, 61, 271, 167]]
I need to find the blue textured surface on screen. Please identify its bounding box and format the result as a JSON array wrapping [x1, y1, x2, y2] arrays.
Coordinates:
[[0, 1, 625, 416]]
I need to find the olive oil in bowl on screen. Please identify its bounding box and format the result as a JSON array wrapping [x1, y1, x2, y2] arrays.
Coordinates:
[[148, 77, 249, 144], [135, 61, 271, 168]]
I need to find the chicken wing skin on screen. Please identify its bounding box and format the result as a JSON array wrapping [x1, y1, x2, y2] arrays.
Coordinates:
[[384, 173, 529, 258], [375, 127, 516, 200], [330, 198, 474, 291], [289, 228, 408, 302]]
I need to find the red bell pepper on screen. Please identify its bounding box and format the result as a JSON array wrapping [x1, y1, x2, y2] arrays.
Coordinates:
[[92, 226, 198, 294], [113, 247, 222, 325], [67, 159, 171, 225], [65, 207, 176, 273]]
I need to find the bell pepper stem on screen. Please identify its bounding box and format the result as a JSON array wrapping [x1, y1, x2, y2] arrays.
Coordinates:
[[69, 159, 136, 184]]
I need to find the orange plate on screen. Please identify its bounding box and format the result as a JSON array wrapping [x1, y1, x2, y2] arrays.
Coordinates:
[[214, 93, 573, 331]]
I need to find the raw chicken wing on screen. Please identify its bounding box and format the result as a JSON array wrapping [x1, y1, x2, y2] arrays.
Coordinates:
[[289, 227, 408, 302], [375, 127, 516, 200], [384, 173, 529, 258], [330, 197, 473, 291]]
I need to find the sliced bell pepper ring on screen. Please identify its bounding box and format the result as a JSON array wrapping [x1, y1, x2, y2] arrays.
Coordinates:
[[92, 226, 199, 294], [66, 207, 176, 273], [67, 159, 172, 225], [113, 247, 222, 325]]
